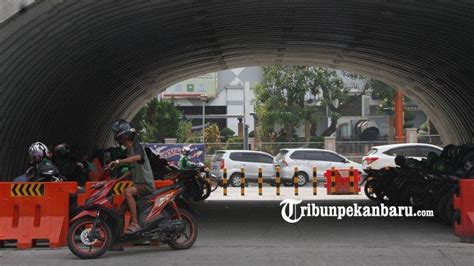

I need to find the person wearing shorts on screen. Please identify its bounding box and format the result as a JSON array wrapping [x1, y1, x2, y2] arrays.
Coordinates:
[[108, 119, 155, 234]]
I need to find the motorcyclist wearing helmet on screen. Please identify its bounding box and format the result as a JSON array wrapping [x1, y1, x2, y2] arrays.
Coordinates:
[[178, 146, 197, 170], [14, 142, 61, 182], [107, 119, 155, 234], [52, 143, 88, 186]]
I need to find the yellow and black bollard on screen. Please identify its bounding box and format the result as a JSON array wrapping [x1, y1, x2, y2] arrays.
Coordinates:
[[330, 167, 336, 194], [223, 168, 228, 196], [312, 167, 317, 196], [258, 167, 263, 196], [275, 166, 281, 196], [349, 166, 355, 194], [293, 167, 299, 196], [240, 167, 245, 196]]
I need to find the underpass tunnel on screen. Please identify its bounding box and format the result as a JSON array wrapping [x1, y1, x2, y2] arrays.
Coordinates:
[[0, 0, 473, 179]]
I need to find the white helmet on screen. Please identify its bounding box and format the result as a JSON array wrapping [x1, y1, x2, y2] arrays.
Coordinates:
[[28, 142, 49, 163], [182, 146, 191, 156]]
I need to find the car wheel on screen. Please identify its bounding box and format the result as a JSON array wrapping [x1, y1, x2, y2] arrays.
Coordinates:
[[229, 173, 242, 187], [297, 172, 308, 186]]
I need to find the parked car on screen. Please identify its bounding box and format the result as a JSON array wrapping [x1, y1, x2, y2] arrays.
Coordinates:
[[274, 148, 363, 186], [210, 150, 275, 187], [362, 143, 442, 170]]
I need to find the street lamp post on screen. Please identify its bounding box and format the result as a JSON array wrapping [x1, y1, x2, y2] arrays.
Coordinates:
[[200, 95, 208, 143]]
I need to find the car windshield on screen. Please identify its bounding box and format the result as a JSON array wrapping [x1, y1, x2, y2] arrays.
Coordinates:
[[274, 150, 288, 161]]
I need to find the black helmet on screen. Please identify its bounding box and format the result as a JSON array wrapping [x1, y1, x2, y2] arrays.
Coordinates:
[[53, 143, 70, 158], [112, 119, 136, 144], [394, 155, 406, 167]]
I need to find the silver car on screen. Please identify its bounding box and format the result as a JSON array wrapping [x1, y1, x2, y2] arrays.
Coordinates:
[[274, 148, 363, 186], [210, 150, 275, 187]]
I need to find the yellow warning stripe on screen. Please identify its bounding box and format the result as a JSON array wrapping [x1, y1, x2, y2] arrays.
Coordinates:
[[11, 183, 44, 197], [112, 181, 133, 195]]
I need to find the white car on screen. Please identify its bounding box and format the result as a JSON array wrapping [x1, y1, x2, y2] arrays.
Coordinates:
[[274, 148, 363, 186], [362, 143, 442, 170], [210, 150, 275, 187]]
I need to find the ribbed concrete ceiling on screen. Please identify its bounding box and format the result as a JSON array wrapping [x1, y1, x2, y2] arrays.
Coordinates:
[[0, 0, 473, 178]]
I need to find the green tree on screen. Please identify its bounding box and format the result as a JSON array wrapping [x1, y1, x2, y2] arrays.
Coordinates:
[[131, 98, 182, 142], [204, 123, 221, 154], [255, 65, 370, 141], [177, 120, 193, 143], [220, 127, 235, 141]]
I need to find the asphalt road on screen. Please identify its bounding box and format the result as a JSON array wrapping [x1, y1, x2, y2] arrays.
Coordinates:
[[0, 194, 472, 265]]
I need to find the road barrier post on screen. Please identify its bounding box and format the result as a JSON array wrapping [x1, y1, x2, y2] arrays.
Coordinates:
[[313, 167, 317, 195], [240, 167, 245, 196], [258, 167, 263, 196], [349, 166, 355, 194], [294, 167, 299, 196], [331, 167, 336, 194], [223, 168, 228, 196], [276, 166, 281, 196]]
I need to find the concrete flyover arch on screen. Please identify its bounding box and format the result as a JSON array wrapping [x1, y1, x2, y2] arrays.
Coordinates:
[[0, 0, 473, 179]]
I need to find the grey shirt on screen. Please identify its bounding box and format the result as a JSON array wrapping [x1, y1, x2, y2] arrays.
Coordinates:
[[127, 142, 155, 189]]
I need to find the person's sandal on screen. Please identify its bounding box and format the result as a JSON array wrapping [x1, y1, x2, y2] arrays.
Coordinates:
[[125, 223, 142, 234]]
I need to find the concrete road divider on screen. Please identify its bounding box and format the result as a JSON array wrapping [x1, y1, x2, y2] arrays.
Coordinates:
[[0, 182, 77, 249]]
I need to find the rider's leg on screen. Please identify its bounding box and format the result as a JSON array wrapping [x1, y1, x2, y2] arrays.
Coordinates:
[[124, 187, 139, 225]]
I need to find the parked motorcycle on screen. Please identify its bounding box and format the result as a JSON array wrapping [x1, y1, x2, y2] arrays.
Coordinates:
[[67, 176, 198, 259], [147, 154, 212, 201], [161, 165, 212, 201]]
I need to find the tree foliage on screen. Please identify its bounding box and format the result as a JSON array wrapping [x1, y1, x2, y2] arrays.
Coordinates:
[[131, 98, 182, 143], [204, 123, 221, 154], [177, 120, 193, 143], [254, 65, 370, 141]]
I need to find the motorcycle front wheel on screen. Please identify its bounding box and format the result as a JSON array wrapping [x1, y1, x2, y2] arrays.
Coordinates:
[[207, 175, 219, 192], [67, 217, 112, 259], [168, 208, 198, 250], [200, 179, 212, 200]]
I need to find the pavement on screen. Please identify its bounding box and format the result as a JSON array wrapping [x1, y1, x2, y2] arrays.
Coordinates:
[[0, 187, 473, 265]]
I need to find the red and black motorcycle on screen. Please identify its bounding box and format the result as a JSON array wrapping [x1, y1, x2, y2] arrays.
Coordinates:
[[67, 177, 198, 259]]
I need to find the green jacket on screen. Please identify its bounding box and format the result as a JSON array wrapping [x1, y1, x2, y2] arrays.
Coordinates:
[[178, 155, 195, 170]]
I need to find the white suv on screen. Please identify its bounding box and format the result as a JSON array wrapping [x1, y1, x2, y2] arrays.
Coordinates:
[[210, 150, 275, 187], [362, 143, 442, 170], [274, 148, 363, 186]]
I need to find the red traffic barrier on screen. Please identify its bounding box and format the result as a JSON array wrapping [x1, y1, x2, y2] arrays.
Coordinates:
[[0, 182, 77, 249], [325, 167, 360, 195], [453, 179, 474, 243]]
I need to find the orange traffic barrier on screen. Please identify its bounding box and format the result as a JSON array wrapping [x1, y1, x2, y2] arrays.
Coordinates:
[[453, 179, 474, 243], [0, 182, 77, 249], [325, 167, 360, 195]]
